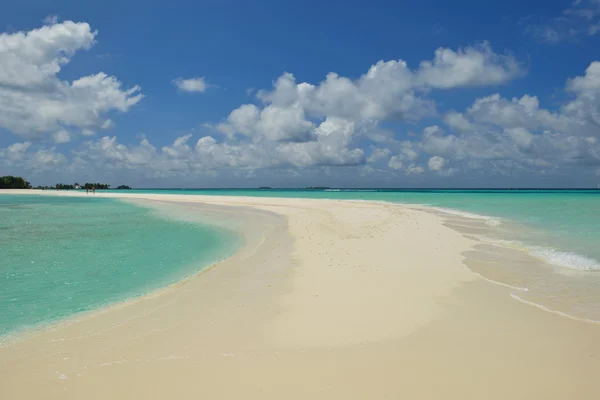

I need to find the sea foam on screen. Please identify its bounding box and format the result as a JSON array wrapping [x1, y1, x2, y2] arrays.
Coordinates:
[[423, 206, 503, 226], [472, 235, 600, 272], [530, 247, 600, 272]]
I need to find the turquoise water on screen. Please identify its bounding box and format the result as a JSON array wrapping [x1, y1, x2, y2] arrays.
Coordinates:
[[0, 195, 238, 338]]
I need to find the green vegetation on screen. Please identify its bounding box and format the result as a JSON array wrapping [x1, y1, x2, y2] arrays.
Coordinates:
[[1, 177, 130, 190], [55, 183, 76, 190], [0, 176, 31, 189], [83, 183, 110, 190], [47, 183, 111, 190]]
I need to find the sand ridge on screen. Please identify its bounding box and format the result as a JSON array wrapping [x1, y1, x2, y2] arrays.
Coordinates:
[[0, 190, 599, 399]]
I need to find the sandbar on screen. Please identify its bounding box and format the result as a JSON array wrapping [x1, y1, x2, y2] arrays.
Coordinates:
[[0, 190, 598, 399]]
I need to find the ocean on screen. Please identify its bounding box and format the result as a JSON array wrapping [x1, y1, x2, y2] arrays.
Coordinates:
[[2, 189, 599, 338], [0, 195, 239, 339]]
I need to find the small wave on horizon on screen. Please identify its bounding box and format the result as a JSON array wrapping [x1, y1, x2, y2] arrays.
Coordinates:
[[324, 189, 377, 192]]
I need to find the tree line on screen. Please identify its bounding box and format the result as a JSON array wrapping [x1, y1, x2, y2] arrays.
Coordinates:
[[0, 176, 31, 189], [41, 183, 111, 190], [0, 176, 131, 190]]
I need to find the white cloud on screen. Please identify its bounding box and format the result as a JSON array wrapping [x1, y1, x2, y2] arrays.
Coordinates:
[[566, 61, 600, 92], [173, 77, 207, 93], [74, 58, 591, 184], [406, 164, 425, 174], [0, 20, 96, 87], [443, 111, 476, 132], [564, 61, 600, 125], [415, 42, 522, 89], [1, 141, 67, 173], [407, 86, 600, 178], [101, 119, 115, 130], [213, 45, 521, 172], [462, 94, 577, 134], [428, 156, 447, 171], [367, 147, 391, 163], [309, 61, 432, 120], [5, 39, 600, 186], [506, 127, 534, 150], [0, 20, 142, 141], [454, 62, 600, 138], [70, 119, 365, 178], [51, 129, 71, 144], [388, 155, 404, 170], [1, 142, 31, 164], [220, 103, 315, 142], [275, 117, 364, 166]]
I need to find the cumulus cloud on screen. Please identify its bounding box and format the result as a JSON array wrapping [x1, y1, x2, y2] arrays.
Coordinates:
[[428, 156, 447, 171], [69, 121, 364, 177], [367, 147, 392, 163], [443, 111, 476, 132], [388, 155, 404, 170], [1, 141, 67, 173], [219, 102, 315, 142], [216, 65, 422, 166], [219, 43, 520, 141], [406, 164, 425, 174], [415, 42, 522, 88], [51, 130, 71, 144], [445, 60, 600, 140], [373, 58, 600, 181], [173, 77, 208, 93], [0, 20, 142, 142], [212, 44, 521, 173], [4, 34, 600, 186], [564, 61, 600, 125], [406, 81, 600, 178]]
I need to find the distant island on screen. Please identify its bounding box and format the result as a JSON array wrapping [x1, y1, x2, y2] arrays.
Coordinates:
[[305, 186, 331, 190], [0, 176, 131, 190], [258, 186, 272, 190], [53, 183, 111, 190]]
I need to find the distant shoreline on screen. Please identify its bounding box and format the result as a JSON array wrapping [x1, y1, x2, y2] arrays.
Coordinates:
[[5, 187, 600, 191]]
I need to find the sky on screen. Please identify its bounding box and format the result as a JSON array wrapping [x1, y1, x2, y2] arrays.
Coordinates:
[[1, 0, 600, 188]]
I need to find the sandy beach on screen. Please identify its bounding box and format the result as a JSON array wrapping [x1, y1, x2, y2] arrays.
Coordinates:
[[0, 190, 599, 399]]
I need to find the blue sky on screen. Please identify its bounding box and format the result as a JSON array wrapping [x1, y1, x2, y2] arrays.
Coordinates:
[[1, 0, 600, 187]]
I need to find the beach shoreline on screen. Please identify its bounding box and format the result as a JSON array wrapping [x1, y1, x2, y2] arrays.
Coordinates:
[[0, 190, 599, 399]]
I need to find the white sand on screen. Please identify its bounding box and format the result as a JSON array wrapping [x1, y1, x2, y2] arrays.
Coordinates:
[[0, 190, 598, 399]]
